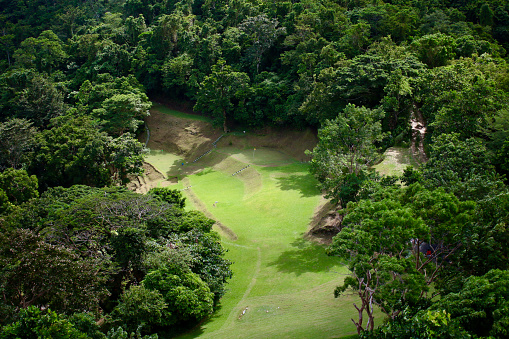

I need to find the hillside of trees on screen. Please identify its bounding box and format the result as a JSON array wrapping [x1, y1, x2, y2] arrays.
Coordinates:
[[1, 0, 509, 337]]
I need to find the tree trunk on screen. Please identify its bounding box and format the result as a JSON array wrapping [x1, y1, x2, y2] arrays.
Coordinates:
[[223, 108, 228, 133]]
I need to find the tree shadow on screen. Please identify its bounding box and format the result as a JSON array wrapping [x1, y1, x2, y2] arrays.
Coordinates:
[[274, 173, 319, 198], [267, 237, 339, 276], [158, 303, 225, 338]]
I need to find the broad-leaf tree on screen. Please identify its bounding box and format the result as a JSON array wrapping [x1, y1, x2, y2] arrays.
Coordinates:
[[194, 59, 250, 132], [308, 104, 385, 205]]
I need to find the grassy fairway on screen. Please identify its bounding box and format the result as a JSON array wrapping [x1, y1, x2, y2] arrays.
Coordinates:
[[168, 152, 359, 339]]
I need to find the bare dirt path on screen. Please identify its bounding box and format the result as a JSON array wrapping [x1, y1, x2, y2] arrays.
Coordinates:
[[410, 105, 428, 164]]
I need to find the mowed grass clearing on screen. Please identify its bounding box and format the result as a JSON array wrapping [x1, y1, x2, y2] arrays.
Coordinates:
[[160, 150, 360, 339], [142, 107, 414, 338]]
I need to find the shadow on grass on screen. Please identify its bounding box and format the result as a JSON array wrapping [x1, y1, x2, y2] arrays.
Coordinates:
[[267, 238, 339, 276], [168, 304, 224, 339], [274, 172, 319, 198]]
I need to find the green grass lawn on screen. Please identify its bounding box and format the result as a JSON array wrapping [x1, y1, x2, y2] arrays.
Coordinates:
[[143, 122, 413, 338], [144, 149, 183, 176], [162, 153, 360, 339]]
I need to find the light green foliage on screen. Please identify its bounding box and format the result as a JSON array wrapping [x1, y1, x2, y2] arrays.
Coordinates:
[[0, 188, 10, 214], [143, 266, 214, 324], [148, 187, 186, 209], [0, 306, 91, 339], [0, 168, 38, 205], [13, 30, 68, 74], [112, 285, 169, 333], [362, 308, 471, 339], [309, 104, 385, 205]]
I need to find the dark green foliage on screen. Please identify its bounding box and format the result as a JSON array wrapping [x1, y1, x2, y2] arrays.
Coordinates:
[[401, 166, 423, 186], [421, 133, 506, 201], [0, 229, 111, 317], [433, 269, 509, 337], [0, 118, 37, 169], [0, 186, 231, 334], [28, 115, 145, 189], [1, 0, 509, 337]]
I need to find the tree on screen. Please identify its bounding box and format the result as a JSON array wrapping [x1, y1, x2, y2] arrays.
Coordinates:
[[0, 306, 90, 339], [0, 168, 38, 205], [28, 115, 145, 189], [142, 265, 214, 325], [420, 133, 505, 201], [148, 187, 186, 209], [328, 183, 476, 335], [111, 285, 169, 334], [0, 229, 111, 316], [432, 269, 509, 337], [106, 133, 146, 184], [308, 104, 385, 205], [194, 59, 250, 132], [239, 14, 286, 74], [92, 93, 151, 136], [479, 3, 494, 27], [18, 74, 67, 127], [417, 55, 507, 138], [0, 118, 37, 169], [13, 30, 68, 74], [362, 308, 471, 339], [327, 197, 428, 334], [301, 49, 424, 125], [411, 33, 456, 68]]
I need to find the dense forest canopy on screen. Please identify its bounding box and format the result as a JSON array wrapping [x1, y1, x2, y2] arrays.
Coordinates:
[[0, 0, 509, 337]]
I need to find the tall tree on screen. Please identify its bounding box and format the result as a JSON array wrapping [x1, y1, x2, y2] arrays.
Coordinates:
[[194, 59, 250, 132], [239, 14, 286, 74], [308, 104, 385, 205], [0, 118, 37, 169]]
